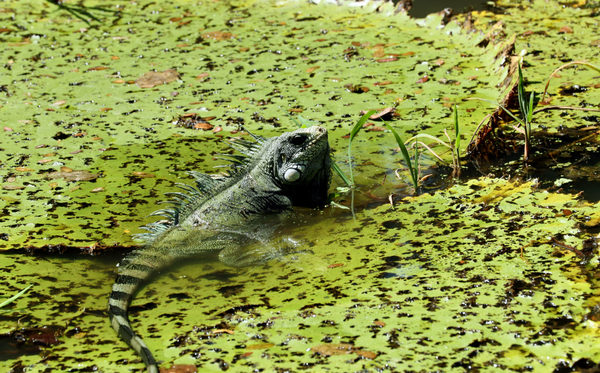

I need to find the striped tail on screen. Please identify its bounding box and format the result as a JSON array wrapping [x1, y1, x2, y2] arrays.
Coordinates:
[[108, 249, 171, 373]]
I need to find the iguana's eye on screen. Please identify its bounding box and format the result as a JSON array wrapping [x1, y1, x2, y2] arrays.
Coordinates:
[[289, 134, 307, 146]]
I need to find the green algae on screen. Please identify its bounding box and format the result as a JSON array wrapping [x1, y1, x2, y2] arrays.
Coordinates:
[[1, 0, 600, 372], [0, 0, 514, 250], [1, 178, 599, 371]]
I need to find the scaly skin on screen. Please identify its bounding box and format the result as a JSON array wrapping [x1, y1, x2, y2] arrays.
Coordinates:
[[108, 126, 331, 372]]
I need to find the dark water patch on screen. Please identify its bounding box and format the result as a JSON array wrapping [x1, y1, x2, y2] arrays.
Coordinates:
[[0, 326, 65, 361], [408, 0, 500, 18], [465, 127, 600, 203], [558, 84, 588, 96]]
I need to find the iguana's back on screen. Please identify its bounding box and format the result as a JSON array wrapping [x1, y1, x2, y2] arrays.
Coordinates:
[[108, 126, 331, 372]]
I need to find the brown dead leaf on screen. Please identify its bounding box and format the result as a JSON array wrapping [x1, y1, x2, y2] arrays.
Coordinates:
[[211, 329, 234, 335], [15, 167, 33, 172], [306, 66, 320, 74], [376, 56, 398, 63], [159, 364, 197, 373], [87, 66, 109, 71], [416, 75, 429, 84], [373, 320, 386, 327], [360, 107, 395, 121], [311, 343, 377, 360], [246, 343, 274, 350], [195, 73, 210, 80], [327, 263, 344, 268], [193, 122, 213, 130], [46, 169, 99, 182], [132, 171, 155, 178], [311, 343, 354, 356], [2, 184, 24, 190], [136, 69, 180, 88], [172, 114, 214, 130], [201, 31, 234, 40], [559, 25, 573, 34], [356, 350, 378, 359], [368, 126, 385, 132]]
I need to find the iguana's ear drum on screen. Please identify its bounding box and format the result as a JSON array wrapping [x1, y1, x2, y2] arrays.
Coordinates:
[[284, 167, 302, 182]]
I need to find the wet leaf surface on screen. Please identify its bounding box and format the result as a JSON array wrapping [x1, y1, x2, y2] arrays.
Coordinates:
[[0, 0, 599, 372]]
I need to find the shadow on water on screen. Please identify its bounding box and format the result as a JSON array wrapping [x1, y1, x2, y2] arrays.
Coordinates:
[[408, 0, 500, 18], [466, 126, 600, 203]]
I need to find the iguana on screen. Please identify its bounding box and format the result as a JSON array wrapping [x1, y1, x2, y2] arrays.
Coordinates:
[[108, 126, 331, 373]]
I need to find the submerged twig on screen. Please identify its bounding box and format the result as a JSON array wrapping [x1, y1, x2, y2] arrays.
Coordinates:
[[533, 105, 600, 114], [550, 237, 585, 258]]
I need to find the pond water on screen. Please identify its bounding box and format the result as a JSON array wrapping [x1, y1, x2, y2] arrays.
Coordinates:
[[409, 0, 494, 18]]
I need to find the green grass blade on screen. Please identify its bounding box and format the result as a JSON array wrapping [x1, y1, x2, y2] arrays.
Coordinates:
[[517, 63, 528, 121], [347, 110, 376, 187], [288, 115, 301, 128], [331, 162, 352, 187], [384, 123, 418, 191], [453, 105, 460, 155], [349, 110, 376, 143], [289, 115, 316, 128], [0, 284, 32, 308], [414, 141, 446, 163], [406, 133, 451, 148], [413, 142, 420, 189], [527, 91, 535, 125]]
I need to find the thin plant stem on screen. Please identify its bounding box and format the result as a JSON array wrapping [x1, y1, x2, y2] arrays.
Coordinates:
[[0, 285, 32, 309], [533, 105, 600, 114], [541, 61, 600, 103]]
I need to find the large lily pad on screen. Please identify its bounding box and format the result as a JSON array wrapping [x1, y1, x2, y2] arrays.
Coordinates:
[[0, 0, 514, 251], [1, 178, 598, 371]]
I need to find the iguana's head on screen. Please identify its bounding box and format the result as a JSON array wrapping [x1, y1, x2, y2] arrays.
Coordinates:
[[270, 126, 331, 208]]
